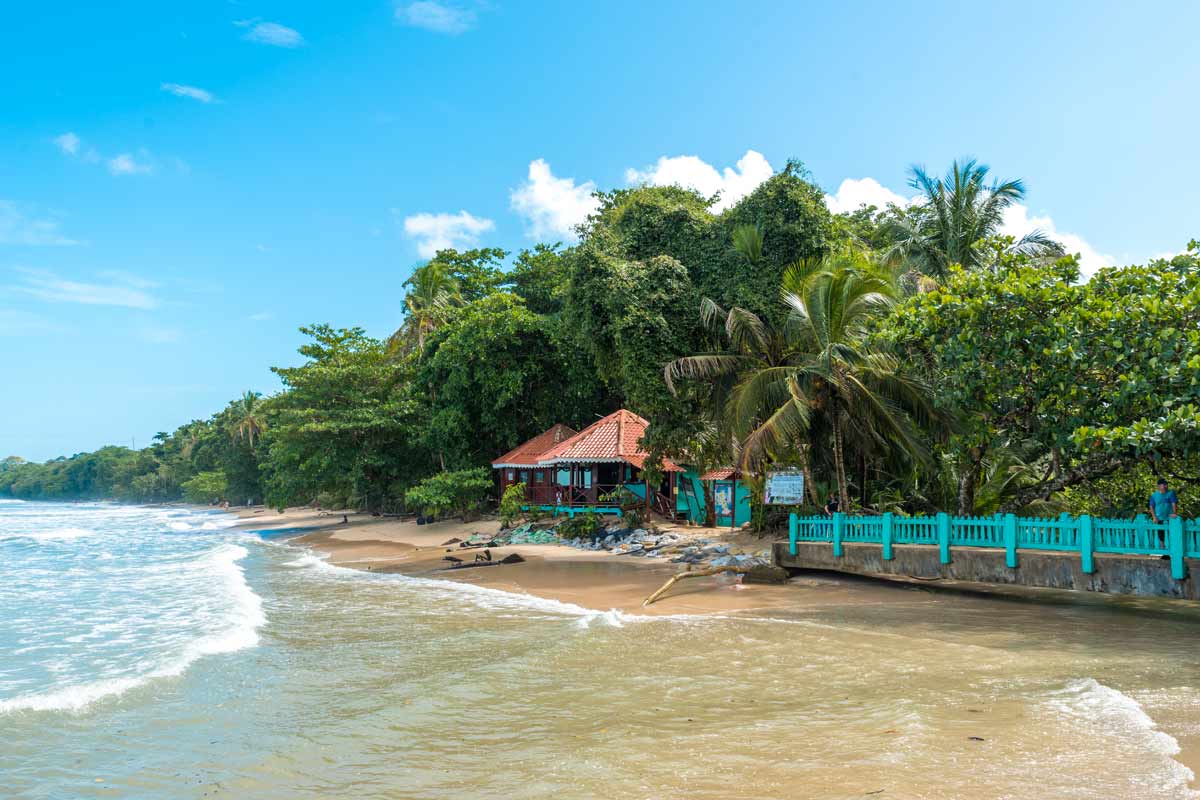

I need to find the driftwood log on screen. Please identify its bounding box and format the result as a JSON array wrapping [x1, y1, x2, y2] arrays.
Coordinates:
[[642, 564, 789, 607]]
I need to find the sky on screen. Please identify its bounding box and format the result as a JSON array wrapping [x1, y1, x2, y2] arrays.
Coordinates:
[[2, 1, 1198, 462]]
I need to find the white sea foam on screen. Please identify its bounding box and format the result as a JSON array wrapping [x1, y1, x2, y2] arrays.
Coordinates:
[[22, 527, 94, 541], [0, 541, 265, 715], [285, 547, 702, 628], [167, 521, 193, 531], [1045, 678, 1196, 795]]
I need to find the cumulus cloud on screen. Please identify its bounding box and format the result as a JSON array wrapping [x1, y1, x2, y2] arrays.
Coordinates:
[[510, 159, 599, 241], [625, 149, 774, 211], [0, 201, 77, 246], [824, 175, 1113, 277], [401, 210, 495, 258], [107, 153, 152, 176], [999, 205, 1113, 277], [823, 177, 920, 214], [53, 132, 80, 156], [397, 1, 476, 34], [235, 19, 304, 48], [161, 83, 216, 103], [9, 268, 158, 309]]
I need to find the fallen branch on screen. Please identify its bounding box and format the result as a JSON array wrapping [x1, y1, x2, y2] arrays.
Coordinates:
[[642, 565, 747, 607]]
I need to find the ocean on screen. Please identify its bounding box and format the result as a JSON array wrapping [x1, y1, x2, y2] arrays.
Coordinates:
[[2, 500, 1199, 799]]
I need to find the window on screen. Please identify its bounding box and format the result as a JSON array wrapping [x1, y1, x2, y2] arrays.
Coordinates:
[[534, 471, 544, 484], [506, 470, 514, 481], [519, 470, 529, 484]]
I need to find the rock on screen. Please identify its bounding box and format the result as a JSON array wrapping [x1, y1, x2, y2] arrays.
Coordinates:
[[441, 537, 462, 545]]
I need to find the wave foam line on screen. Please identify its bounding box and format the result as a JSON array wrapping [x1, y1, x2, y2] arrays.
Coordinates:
[[0, 543, 266, 715], [1047, 678, 1197, 795], [286, 548, 712, 628]]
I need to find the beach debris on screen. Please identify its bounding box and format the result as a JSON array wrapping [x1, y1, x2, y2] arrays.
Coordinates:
[[441, 537, 462, 545], [474, 549, 492, 563], [442, 555, 464, 565]]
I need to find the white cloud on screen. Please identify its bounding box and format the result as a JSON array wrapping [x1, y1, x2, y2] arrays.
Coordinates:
[[510, 159, 599, 242], [0, 201, 77, 246], [9, 268, 158, 309], [999, 205, 1113, 277], [397, 1, 476, 34], [54, 132, 80, 156], [400, 210, 495, 258], [235, 19, 304, 48], [625, 149, 774, 211], [248, 311, 273, 321], [823, 177, 920, 214], [825, 175, 1114, 277], [161, 83, 216, 103], [107, 153, 152, 176]]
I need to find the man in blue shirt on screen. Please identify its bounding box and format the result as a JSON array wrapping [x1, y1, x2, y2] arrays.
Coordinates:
[[1150, 478, 1179, 524]]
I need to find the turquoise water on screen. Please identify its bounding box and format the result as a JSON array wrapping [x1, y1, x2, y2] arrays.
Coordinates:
[[3, 500, 1200, 799]]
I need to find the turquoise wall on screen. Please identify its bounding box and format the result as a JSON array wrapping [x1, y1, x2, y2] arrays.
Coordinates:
[[677, 470, 752, 526]]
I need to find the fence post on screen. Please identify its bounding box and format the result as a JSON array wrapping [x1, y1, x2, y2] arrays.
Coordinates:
[[882, 512, 894, 561], [1134, 514, 1150, 549], [789, 513, 798, 556], [1004, 513, 1018, 568], [833, 512, 844, 558], [937, 512, 951, 565], [1169, 517, 1187, 581], [1079, 514, 1095, 575]]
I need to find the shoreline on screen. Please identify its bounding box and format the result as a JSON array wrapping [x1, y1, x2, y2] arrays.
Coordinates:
[[232, 506, 805, 616]]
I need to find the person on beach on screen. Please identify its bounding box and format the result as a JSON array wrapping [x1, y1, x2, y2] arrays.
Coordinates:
[[822, 492, 840, 517]]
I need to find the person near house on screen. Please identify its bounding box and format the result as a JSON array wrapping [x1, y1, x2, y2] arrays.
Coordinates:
[[822, 492, 840, 517]]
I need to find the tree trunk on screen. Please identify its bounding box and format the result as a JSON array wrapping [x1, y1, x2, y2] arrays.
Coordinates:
[[704, 479, 716, 527], [957, 446, 984, 516], [831, 412, 851, 511]]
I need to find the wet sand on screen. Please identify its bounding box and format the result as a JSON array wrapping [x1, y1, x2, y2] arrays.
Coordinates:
[[235, 507, 800, 615]]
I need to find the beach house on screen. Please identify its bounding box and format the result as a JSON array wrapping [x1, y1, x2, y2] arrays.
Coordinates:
[[492, 410, 682, 518]]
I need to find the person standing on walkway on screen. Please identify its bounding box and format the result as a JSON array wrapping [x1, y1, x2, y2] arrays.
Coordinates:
[[1149, 477, 1179, 552], [1150, 477, 1179, 524]]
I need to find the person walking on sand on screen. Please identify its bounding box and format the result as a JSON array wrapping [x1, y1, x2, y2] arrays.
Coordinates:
[[1150, 477, 1179, 551]]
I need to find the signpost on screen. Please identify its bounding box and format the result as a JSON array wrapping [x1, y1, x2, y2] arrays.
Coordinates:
[[764, 470, 805, 506]]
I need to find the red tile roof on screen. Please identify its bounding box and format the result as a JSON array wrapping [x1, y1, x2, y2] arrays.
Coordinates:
[[536, 409, 681, 471], [491, 423, 577, 468], [698, 467, 744, 481]]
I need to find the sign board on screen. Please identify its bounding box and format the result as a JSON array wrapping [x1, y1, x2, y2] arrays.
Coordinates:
[[764, 470, 805, 505]]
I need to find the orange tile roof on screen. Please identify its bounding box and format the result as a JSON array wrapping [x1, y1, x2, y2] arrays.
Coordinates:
[[698, 467, 744, 481], [536, 409, 682, 471], [491, 423, 577, 468]]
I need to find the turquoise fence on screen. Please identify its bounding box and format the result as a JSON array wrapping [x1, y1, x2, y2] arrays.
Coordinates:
[[789, 512, 1200, 581]]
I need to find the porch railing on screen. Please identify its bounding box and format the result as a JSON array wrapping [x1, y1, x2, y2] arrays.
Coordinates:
[[789, 512, 1198, 581]]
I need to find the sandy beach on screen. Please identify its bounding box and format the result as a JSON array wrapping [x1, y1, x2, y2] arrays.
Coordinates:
[[234, 506, 806, 615]]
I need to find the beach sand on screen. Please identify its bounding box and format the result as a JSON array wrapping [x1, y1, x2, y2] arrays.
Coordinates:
[[234, 506, 804, 615]]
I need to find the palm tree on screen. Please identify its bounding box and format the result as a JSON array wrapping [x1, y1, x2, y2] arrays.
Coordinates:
[[885, 159, 1063, 279], [389, 260, 463, 356], [669, 252, 937, 511], [231, 391, 265, 448]]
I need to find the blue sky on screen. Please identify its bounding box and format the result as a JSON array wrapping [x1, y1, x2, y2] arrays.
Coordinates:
[[2, 1, 1198, 461]]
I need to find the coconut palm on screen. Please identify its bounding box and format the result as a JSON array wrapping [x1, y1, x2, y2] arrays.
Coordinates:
[[231, 391, 265, 448], [669, 252, 937, 511], [389, 260, 463, 356], [885, 159, 1063, 279]]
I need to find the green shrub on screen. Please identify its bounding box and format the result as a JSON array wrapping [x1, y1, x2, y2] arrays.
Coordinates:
[[405, 467, 492, 520], [557, 511, 601, 539], [500, 482, 526, 527], [181, 470, 228, 505]]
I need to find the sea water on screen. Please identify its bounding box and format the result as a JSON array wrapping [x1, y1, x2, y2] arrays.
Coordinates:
[[2, 501, 1199, 799]]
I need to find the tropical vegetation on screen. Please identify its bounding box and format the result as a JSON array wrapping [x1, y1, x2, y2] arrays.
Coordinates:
[[2, 157, 1196, 525]]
